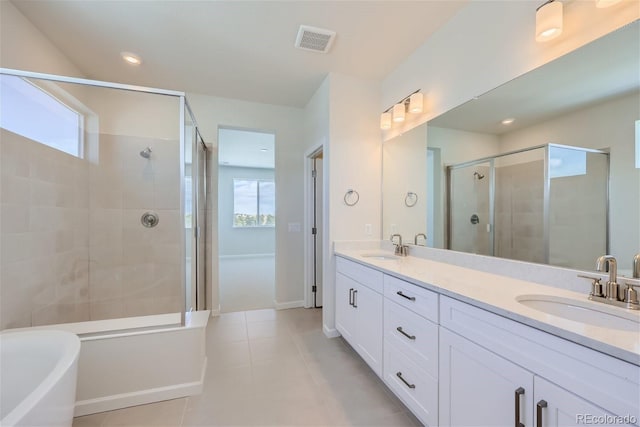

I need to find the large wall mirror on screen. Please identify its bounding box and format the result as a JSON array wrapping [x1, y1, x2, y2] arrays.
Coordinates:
[[382, 20, 639, 273]]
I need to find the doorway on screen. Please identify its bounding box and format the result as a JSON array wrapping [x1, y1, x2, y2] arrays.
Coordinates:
[[217, 127, 276, 313], [305, 147, 324, 309]]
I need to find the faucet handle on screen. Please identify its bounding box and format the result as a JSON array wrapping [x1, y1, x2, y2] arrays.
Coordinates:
[[578, 274, 604, 297], [620, 280, 640, 305]]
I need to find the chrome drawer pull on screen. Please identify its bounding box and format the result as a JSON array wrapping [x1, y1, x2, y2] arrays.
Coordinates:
[[353, 289, 358, 308], [396, 291, 416, 301], [396, 372, 416, 389], [396, 326, 416, 340]]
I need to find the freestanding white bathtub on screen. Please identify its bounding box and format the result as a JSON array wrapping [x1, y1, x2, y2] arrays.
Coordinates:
[[0, 330, 81, 427]]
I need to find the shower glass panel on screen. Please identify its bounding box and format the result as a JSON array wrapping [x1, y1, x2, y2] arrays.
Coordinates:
[[0, 69, 205, 329], [449, 161, 493, 256], [548, 145, 608, 270], [494, 147, 546, 264]]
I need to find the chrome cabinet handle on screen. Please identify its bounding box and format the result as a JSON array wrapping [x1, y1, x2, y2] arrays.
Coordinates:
[[396, 372, 416, 389], [353, 290, 358, 308], [349, 288, 354, 306], [514, 387, 525, 427], [396, 291, 416, 301], [396, 326, 416, 340], [536, 400, 547, 427]]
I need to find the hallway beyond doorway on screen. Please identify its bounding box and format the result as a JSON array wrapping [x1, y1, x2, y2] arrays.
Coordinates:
[[219, 255, 275, 313]]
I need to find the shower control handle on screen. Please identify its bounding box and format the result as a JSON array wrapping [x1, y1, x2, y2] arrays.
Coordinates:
[[140, 211, 159, 228]]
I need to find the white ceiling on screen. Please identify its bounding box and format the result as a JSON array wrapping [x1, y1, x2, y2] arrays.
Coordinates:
[[12, 0, 468, 107], [218, 128, 275, 169]]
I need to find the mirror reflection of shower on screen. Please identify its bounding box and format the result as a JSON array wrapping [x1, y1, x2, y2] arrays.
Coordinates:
[[140, 147, 152, 159], [473, 171, 485, 180]]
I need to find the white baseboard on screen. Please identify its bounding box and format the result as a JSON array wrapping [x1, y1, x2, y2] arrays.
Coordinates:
[[273, 300, 305, 310], [219, 253, 275, 260], [75, 357, 207, 417], [323, 325, 340, 338], [209, 305, 221, 317]]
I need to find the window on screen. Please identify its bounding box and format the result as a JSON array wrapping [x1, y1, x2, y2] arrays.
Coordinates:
[[0, 74, 82, 157], [233, 179, 275, 227]]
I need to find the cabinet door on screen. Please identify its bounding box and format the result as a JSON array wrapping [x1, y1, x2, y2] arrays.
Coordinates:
[[534, 377, 630, 427], [440, 328, 534, 427], [354, 284, 383, 377], [335, 273, 356, 346]]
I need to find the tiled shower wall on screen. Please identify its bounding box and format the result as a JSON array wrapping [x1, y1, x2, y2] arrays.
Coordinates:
[[1, 129, 90, 328], [0, 129, 182, 328]]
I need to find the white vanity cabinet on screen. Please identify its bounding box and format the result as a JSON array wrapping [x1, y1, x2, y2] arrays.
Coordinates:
[[335, 257, 384, 376], [439, 296, 640, 427], [383, 275, 439, 426]]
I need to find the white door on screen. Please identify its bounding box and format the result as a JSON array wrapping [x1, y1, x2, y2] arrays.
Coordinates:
[[534, 377, 624, 427], [335, 273, 356, 345], [354, 285, 383, 376], [439, 328, 534, 427]]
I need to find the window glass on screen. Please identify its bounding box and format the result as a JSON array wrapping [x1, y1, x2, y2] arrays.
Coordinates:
[[0, 74, 81, 157], [233, 179, 274, 227]]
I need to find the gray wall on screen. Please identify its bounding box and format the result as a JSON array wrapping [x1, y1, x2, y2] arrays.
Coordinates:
[[218, 165, 275, 256]]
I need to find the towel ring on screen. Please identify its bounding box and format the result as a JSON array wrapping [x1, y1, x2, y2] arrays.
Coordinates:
[[344, 189, 360, 206], [405, 192, 418, 207]]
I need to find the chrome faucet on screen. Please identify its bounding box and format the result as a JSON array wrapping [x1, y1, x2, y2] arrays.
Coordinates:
[[390, 234, 408, 256], [633, 254, 640, 279], [596, 255, 618, 301], [414, 233, 427, 246]]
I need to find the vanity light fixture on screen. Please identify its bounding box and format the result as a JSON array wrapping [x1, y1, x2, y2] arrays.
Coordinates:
[[121, 51, 142, 65], [536, 0, 563, 42], [380, 89, 422, 130], [596, 0, 622, 7]]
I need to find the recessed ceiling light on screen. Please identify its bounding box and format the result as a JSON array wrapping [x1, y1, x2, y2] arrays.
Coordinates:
[[502, 118, 515, 125], [260, 148, 268, 152], [121, 51, 142, 66]]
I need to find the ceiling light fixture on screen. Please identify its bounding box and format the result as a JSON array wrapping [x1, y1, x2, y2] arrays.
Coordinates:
[[502, 118, 515, 125], [260, 148, 268, 152], [121, 51, 142, 65], [535, 0, 563, 42], [596, 0, 622, 7], [380, 89, 423, 130]]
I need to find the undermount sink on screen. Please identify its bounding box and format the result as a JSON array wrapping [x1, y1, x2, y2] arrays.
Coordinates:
[[516, 294, 640, 332], [361, 253, 399, 260]]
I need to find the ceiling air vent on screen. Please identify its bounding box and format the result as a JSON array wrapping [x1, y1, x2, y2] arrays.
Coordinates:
[[295, 25, 336, 53]]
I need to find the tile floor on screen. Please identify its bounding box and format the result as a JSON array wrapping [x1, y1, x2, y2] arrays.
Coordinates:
[[73, 308, 420, 426]]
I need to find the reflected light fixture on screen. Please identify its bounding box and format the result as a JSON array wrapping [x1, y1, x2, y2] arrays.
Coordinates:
[[502, 118, 515, 125], [596, 0, 622, 7], [536, 0, 563, 42], [121, 51, 142, 65], [380, 89, 423, 130]]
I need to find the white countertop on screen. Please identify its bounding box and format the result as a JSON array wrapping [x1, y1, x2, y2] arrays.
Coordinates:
[[335, 248, 640, 366]]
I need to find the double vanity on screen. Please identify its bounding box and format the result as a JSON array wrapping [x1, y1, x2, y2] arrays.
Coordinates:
[[334, 246, 640, 427]]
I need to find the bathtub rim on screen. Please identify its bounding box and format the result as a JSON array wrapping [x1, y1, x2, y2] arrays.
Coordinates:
[[0, 329, 81, 426]]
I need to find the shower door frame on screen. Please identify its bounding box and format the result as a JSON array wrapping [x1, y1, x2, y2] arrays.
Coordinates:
[[446, 158, 495, 256]]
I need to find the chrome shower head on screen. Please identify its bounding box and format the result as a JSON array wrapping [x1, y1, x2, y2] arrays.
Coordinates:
[[473, 171, 485, 180], [140, 147, 152, 159]]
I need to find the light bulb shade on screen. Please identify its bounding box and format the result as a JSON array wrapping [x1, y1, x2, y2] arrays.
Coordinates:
[[409, 93, 424, 113], [596, 0, 621, 7], [392, 103, 405, 122], [536, 1, 563, 42], [380, 112, 392, 130]]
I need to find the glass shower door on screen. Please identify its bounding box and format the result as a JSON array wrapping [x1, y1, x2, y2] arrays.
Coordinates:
[[448, 161, 493, 256]]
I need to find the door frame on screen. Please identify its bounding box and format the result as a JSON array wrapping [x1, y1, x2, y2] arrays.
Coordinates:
[[303, 142, 325, 308]]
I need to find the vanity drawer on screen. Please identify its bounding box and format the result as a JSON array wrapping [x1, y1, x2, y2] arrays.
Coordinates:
[[384, 342, 438, 427], [384, 299, 438, 378], [336, 257, 383, 293], [384, 275, 438, 322]]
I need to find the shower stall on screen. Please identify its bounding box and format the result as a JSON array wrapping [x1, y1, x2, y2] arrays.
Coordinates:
[[0, 68, 208, 328], [447, 144, 609, 270], [0, 68, 211, 413]]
